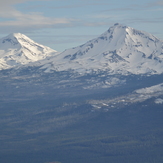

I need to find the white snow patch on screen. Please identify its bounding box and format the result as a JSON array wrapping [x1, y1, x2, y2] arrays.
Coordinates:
[[135, 84, 163, 94], [155, 98, 163, 104]]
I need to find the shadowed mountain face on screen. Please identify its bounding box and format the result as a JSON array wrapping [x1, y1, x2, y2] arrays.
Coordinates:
[[0, 24, 163, 163]]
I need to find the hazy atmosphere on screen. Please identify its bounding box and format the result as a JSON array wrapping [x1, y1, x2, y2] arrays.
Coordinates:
[[0, 0, 163, 51], [1, 1, 163, 163]]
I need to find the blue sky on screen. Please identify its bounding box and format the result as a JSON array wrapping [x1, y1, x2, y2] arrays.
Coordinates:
[[0, 0, 163, 51]]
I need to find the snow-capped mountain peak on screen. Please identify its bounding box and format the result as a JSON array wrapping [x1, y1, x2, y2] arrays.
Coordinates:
[[1, 24, 163, 76], [40, 23, 163, 75], [1, 33, 37, 48], [0, 33, 58, 70]]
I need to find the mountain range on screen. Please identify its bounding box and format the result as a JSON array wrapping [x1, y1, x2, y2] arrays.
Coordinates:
[[1, 24, 163, 163], [0, 23, 163, 76]]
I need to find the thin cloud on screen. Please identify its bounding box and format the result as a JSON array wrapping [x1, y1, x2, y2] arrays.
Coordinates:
[[103, 1, 163, 13], [0, 0, 47, 6], [149, 0, 163, 6], [102, 3, 144, 12], [90, 14, 116, 19], [126, 17, 163, 24], [0, 0, 76, 33], [50, 2, 110, 10], [0, 13, 73, 27]]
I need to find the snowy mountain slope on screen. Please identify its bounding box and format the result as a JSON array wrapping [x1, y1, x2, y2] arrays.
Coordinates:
[[40, 23, 163, 75], [0, 33, 58, 70], [89, 82, 163, 112]]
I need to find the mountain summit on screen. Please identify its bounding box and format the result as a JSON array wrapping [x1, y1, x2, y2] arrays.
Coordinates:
[[41, 23, 163, 75], [0, 33, 57, 70]]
